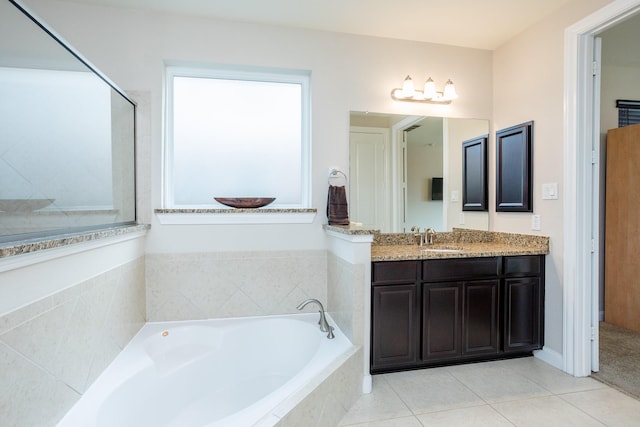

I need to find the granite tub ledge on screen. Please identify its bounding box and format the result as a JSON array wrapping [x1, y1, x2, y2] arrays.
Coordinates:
[[323, 223, 379, 236], [371, 229, 549, 261], [0, 224, 150, 259]]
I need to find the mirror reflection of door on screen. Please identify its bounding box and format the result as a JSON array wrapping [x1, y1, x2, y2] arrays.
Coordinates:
[[349, 127, 390, 231]]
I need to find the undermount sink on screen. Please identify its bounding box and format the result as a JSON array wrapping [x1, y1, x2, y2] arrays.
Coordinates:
[[421, 246, 464, 253]]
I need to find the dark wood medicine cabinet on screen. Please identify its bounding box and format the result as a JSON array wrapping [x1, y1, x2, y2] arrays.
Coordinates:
[[495, 121, 533, 212], [462, 135, 488, 211]]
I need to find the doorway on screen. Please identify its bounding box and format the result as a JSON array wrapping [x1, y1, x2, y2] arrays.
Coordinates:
[[593, 15, 640, 398], [564, 0, 640, 379]]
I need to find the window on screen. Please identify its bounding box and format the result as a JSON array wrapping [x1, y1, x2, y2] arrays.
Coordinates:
[[617, 100, 640, 127], [164, 65, 311, 209]]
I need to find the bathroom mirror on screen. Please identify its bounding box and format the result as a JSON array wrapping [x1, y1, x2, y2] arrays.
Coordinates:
[[349, 111, 489, 233], [0, 0, 136, 243]]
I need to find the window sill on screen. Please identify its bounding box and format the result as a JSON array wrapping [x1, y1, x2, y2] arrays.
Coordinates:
[[154, 208, 317, 225]]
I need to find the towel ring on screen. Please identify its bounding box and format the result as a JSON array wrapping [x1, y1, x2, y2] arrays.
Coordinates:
[[328, 168, 348, 185]]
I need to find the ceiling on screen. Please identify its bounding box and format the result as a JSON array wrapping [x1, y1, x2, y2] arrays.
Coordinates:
[[64, 0, 575, 50]]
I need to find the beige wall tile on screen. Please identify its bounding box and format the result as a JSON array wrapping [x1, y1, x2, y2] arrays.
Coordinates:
[[0, 343, 79, 427], [0, 257, 145, 425], [146, 251, 327, 321]]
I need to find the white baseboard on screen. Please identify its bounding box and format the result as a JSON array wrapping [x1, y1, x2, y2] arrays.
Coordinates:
[[534, 346, 563, 371], [362, 374, 372, 393]]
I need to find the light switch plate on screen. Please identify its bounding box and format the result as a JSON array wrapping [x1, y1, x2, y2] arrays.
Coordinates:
[[531, 214, 541, 231], [542, 183, 559, 200], [451, 190, 459, 202], [459, 212, 465, 224]]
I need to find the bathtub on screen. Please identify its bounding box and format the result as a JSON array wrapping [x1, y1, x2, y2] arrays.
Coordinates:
[[57, 313, 354, 427]]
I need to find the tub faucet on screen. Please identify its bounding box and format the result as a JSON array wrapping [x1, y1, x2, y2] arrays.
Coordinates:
[[296, 298, 335, 339]]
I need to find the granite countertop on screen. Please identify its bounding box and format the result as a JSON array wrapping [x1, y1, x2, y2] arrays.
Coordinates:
[[370, 229, 549, 261]]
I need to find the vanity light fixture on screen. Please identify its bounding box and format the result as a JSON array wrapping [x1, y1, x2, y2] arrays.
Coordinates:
[[391, 75, 458, 104]]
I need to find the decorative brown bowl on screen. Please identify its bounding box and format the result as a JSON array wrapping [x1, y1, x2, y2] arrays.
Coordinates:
[[214, 197, 276, 208]]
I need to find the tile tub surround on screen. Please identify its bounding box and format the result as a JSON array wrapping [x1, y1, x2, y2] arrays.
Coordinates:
[[146, 250, 327, 321], [275, 346, 363, 427], [0, 257, 146, 427], [371, 229, 549, 261], [328, 253, 366, 346]]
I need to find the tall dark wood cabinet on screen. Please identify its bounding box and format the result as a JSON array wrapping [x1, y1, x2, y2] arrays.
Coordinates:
[[371, 255, 544, 374]]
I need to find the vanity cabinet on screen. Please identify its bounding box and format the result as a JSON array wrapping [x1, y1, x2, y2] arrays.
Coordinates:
[[502, 255, 544, 353], [371, 261, 420, 371], [422, 258, 500, 363], [371, 255, 544, 374]]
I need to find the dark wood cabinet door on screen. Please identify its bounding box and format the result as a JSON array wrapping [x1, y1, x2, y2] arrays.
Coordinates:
[[462, 135, 488, 212], [371, 284, 419, 371], [503, 277, 542, 352], [496, 121, 533, 212], [422, 283, 461, 361], [463, 280, 499, 356]]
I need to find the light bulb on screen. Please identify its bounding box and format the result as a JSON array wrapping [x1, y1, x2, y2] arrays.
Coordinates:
[[443, 79, 458, 100], [401, 75, 415, 98], [423, 77, 436, 99]]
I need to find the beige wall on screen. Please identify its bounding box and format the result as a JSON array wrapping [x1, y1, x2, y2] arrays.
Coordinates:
[[492, 0, 613, 354], [23, 0, 493, 255]]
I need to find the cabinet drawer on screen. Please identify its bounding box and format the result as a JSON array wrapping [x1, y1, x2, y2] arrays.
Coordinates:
[[372, 260, 419, 283], [423, 257, 498, 282], [504, 255, 541, 276]]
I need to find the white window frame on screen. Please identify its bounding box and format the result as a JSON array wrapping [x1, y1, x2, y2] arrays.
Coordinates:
[[162, 64, 312, 212]]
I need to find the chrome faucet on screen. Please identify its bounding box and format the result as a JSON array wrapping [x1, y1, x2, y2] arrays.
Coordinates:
[[425, 227, 436, 245], [296, 298, 335, 339], [411, 225, 425, 246]]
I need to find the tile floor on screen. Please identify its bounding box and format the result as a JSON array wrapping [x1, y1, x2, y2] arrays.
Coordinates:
[[338, 357, 640, 426]]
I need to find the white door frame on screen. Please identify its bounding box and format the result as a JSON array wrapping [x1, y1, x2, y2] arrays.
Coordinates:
[[563, 0, 640, 377]]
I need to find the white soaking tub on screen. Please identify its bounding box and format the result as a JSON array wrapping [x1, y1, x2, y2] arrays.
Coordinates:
[[57, 313, 353, 427]]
